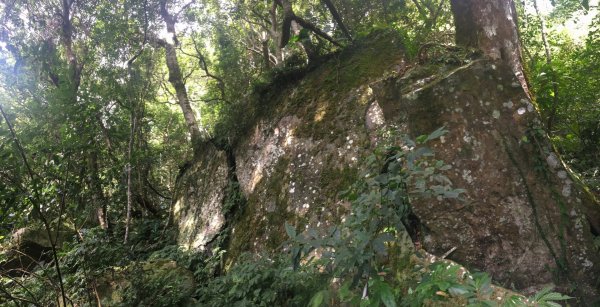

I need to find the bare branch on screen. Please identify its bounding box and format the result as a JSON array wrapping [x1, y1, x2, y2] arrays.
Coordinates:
[[175, 0, 196, 19]]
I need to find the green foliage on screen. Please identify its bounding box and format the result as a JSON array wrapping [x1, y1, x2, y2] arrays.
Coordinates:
[[149, 244, 225, 285], [120, 260, 194, 307], [0, 261, 53, 305], [403, 262, 572, 307], [519, 0, 600, 192], [527, 286, 573, 307], [408, 265, 501, 307], [284, 127, 463, 306], [195, 253, 323, 306], [404, 262, 464, 306], [0, 0, 596, 305]]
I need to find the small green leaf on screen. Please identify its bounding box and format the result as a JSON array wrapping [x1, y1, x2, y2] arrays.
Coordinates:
[[439, 164, 452, 171], [378, 282, 397, 307], [539, 291, 573, 301], [448, 285, 470, 296], [425, 127, 448, 142], [310, 290, 328, 307], [285, 222, 296, 239], [339, 281, 353, 301], [416, 134, 428, 144]]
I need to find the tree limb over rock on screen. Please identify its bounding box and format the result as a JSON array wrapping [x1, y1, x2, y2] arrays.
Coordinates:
[[276, 0, 342, 48]]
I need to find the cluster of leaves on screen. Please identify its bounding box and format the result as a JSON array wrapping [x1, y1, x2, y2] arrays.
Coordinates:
[[0, 262, 59, 306], [0, 218, 179, 306], [195, 253, 323, 306], [59, 227, 127, 302], [405, 262, 571, 307], [120, 261, 193, 307], [284, 127, 464, 306]]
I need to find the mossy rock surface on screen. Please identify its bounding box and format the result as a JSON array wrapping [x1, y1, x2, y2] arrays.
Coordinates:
[[0, 225, 76, 275], [175, 31, 600, 302], [172, 143, 229, 251], [229, 31, 406, 261]]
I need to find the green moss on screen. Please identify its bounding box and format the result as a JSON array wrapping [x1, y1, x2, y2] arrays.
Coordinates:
[[226, 157, 293, 263], [265, 158, 296, 251], [319, 166, 359, 197], [233, 30, 406, 144], [225, 181, 262, 264], [226, 29, 408, 264]]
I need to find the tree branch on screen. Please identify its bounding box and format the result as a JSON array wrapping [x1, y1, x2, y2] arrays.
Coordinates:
[[276, 0, 341, 48], [321, 0, 353, 42]]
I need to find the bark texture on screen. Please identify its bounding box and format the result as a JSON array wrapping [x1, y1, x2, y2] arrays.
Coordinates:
[[89, 152, 109, 231], [164, 43, 203, 149], [450, 0, 528, 94], [159, 0, 203, 153]]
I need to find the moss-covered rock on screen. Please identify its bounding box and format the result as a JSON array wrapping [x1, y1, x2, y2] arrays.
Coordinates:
[[174, 31, 600, 303], [0, 225, 75, 275], [373, 59, 600, 301], [172, 143, 229, 251]]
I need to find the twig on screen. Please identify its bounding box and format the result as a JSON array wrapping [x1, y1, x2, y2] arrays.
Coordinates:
[[441, 246, 457, 259]]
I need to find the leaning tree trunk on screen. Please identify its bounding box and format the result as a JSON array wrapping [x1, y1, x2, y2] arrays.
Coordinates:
[[321, 0, 353, 42], [440, 0, 600, 303], [159, 0, 203, 154]]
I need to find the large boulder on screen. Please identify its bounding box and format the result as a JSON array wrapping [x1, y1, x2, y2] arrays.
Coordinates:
[[174, 32, 600, 302], [227, 33, 405, 259], [0, 225, 75, 276]]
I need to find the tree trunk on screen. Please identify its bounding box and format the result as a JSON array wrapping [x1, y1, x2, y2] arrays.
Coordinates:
[[269, 1, 284, 65], [164, 43, 203, 148], [291, 21, 318, 62], [450, 0, 529, 95], [60, 0, 82, 92], [278, 0, 295, 49], [261, 38, 272, 69], [124, 105, 136, 244], [159, 0, 203, 153], [277, 0, 341, 49], [88, 151, 109, 231], [447, 0, 600, 302]]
